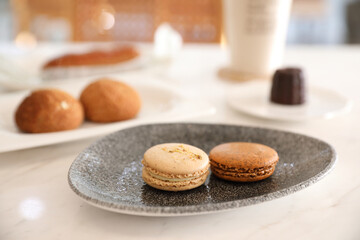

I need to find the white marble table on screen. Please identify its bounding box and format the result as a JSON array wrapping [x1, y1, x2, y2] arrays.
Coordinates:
[[1, 45, 360, 240]]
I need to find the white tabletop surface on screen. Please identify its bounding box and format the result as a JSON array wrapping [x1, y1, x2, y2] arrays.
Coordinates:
[[1, 44, 360, 240]]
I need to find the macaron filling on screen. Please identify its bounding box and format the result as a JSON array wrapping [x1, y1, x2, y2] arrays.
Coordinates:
[[210, 160, 276, 175], [146, 170, 199, 182], [210, 163, 276, 178], [142, 168, 210, 191], [142, 160, 210, 179]]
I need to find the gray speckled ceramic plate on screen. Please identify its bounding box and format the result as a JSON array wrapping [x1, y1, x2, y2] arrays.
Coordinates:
[[68, 123, 336, 216]]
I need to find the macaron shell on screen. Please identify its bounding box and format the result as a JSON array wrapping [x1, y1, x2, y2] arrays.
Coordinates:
[[142, 168, 209, 191], [209, 142, 279, 169], [143, 143, 209, 175]]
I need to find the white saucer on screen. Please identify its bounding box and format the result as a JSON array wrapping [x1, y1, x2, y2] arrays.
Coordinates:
[[226, 81, 352, 122]]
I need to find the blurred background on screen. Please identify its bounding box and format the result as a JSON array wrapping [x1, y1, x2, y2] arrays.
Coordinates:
[[0, 0, 359, 45]]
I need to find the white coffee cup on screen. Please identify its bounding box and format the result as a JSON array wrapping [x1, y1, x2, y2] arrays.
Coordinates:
[[220, 0, 292, 81]]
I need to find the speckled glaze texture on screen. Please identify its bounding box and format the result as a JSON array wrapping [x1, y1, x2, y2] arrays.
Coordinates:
[[68, 123, 337, 216]]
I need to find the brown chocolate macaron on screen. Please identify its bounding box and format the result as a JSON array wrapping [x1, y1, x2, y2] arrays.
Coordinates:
[[209, 142, 279, 182]]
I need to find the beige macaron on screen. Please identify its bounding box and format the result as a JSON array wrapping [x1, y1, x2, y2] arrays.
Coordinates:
[[142, 143, 210, 191]]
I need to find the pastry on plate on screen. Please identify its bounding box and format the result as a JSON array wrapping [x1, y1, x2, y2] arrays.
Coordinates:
[[142, 143, 210, 191], [270, 67, 306, 105], [15, 89, 84, 133], [43, 46, 139, 69], [209, 142, 279, 182], [80, 78, 141, 123]]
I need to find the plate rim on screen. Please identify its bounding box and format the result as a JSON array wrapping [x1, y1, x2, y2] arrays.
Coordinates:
[[68, 122, 337, 216]]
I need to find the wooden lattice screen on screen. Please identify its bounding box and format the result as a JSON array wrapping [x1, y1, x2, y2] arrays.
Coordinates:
[[12, 0, 222, 43]]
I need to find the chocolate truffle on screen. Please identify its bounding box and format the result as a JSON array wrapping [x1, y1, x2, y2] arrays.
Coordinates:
[[270, 67, 306, 105]]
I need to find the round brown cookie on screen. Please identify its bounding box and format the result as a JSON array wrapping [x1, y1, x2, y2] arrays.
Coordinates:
[[15, 89, 84, 133], [209, 142, 279, 182], [80, 78, 141, 123]]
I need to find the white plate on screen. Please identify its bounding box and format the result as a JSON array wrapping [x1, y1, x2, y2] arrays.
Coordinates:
[[0, 76, 215, 153], [226, 81, 352, 122]]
